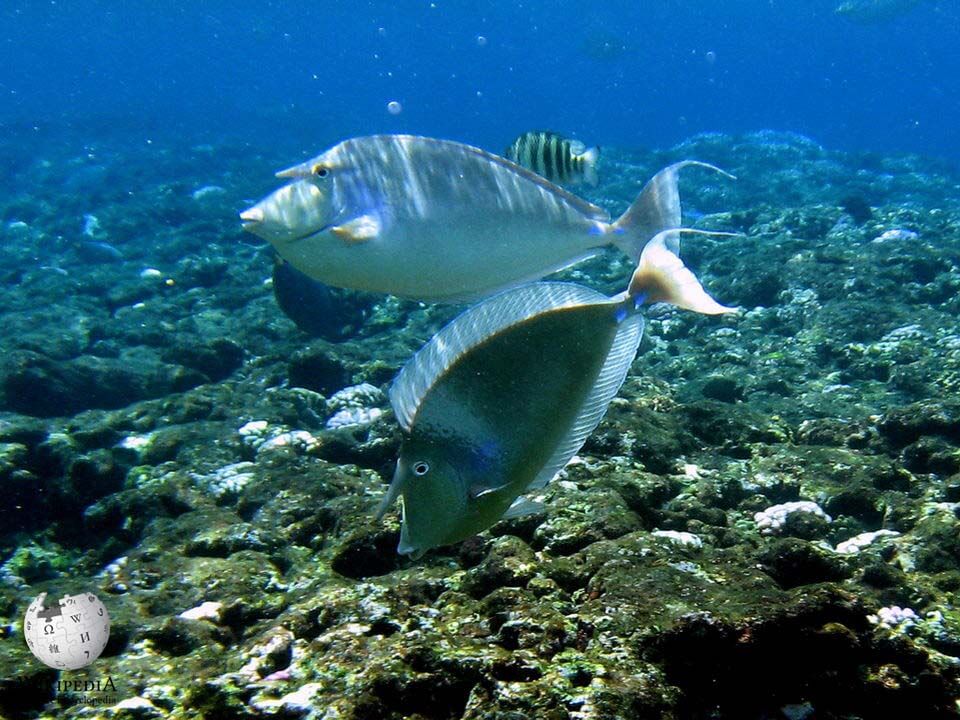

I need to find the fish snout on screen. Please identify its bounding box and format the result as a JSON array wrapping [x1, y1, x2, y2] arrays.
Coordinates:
[[239, 206, 265, 231]]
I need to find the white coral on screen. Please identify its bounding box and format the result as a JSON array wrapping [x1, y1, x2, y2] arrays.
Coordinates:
[[834, 529, 900, 555], [196, 462, 256, 498], [259, 430, 319, 453], [325, 383, 386, 429], [651, 530, 703, 549], [179, 601, 223, 623], [868, 605, 917, 630], [754, 501, 831, 535], [871, 228, 918, 243]]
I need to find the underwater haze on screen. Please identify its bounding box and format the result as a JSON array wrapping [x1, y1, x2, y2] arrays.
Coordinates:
[[2, 1, 959, 156], [6, 1, 960, 719]]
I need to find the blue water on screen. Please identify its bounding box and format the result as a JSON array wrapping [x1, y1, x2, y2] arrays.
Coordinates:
[[2, 1, 957, 158]]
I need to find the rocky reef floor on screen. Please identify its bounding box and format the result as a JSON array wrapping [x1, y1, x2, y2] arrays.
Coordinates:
[[2, 127, 960, 719]]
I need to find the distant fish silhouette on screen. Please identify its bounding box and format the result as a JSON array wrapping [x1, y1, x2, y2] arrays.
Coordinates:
[[77, 240, 123, 262], [840, 195, 873, 224], [579, 28, 628, 62], [835, 0, 924, 23], [39, 265, 69, 276]]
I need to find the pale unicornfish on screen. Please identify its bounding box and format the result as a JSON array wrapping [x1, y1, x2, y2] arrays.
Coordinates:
[[379, 229, 736, 557], [240, 134, 730, 303]]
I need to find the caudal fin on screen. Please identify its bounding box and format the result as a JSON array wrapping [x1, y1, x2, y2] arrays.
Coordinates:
[[628, 229, 737, 315], [611, 161, 735, 262], [580, 146, 600, 186]]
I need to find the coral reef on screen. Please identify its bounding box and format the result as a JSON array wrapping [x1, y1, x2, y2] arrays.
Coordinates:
[[1, 128, 960, 718]]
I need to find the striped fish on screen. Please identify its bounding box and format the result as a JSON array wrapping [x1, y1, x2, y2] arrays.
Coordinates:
[[505, 131, 600, 186]]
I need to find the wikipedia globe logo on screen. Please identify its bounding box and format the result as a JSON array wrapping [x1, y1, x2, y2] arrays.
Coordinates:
[[23, 592, 111, 670]]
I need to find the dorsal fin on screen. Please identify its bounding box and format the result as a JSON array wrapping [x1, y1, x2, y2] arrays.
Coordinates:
[[280, 135, 611, 223], [390, 282, 609, 431], [402, 136, 610, 222], [456, 140, 610, 222]]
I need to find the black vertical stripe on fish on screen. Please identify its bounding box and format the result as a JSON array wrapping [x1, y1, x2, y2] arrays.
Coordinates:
[[544, 134, 555, 179], [546, 135, 560, 178], [562, 140, 572, 179], [555, 136, 567, 181]]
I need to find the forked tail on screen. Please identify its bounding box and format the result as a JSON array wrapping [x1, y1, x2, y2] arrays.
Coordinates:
[[627, 229, 738, 315], [579, 146, 600, 187], [610, 161, 736, 262]]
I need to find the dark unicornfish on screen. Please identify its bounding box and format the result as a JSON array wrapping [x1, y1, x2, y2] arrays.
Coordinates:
[[240, 134, 730, 303], [271, 255, 369, 341], [378, 229, 736, 557]]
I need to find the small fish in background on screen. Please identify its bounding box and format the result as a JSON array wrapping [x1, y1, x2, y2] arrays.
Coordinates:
[[241, 135, 727, 303], [835, 0, 924, 23], [578, 27, 628, 63], [840, 195, 873, 224], [378, 228, 736, 557], [38, 265, 70, 276], [77, 240, 123, 262], [76, 212, 123, 262], [504, 130, 600, 187]]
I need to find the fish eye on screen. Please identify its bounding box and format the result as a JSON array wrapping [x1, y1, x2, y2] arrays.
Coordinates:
[[412, 461, 430, 476], [311, 164, 329, 178]]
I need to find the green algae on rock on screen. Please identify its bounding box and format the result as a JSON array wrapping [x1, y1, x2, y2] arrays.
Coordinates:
[[3, 132, 960, 718]]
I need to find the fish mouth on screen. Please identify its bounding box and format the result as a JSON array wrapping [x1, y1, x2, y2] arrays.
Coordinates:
[[238, 207, 333, 244], [239, 207, 264, 232], [281, 224, 336, 245]]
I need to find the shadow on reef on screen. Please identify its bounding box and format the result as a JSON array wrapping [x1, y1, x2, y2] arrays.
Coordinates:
[[646, 588, 959, 719]]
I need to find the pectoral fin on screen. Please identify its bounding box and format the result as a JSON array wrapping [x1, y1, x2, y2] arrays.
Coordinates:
[[469, 483, 502, 499], [331, 215, 380, 244], [502, 496, 545, 519]]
